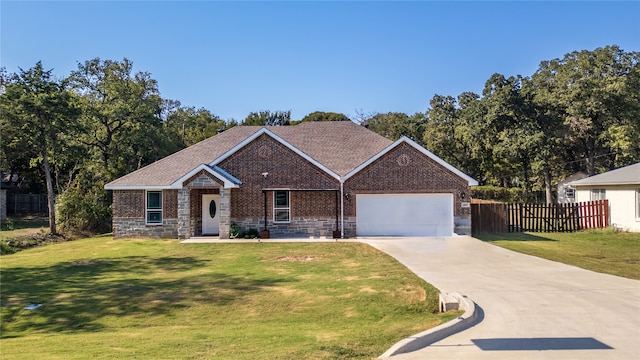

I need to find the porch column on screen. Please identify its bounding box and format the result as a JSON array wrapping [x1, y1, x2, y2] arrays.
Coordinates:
[[177, 188, 190, 239], [219, 188, 231, 239]]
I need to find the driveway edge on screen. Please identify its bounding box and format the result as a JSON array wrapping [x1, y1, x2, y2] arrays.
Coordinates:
[[379, 292, 479, 358]]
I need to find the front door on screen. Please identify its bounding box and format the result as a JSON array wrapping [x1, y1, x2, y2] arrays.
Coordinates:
[[202, 194, 220, 235]]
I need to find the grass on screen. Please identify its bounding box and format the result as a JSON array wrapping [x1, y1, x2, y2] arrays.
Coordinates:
[[0, 236, 459, 359], [0, 217, 61, 255], [476, 229, 640, 280], [0, 216, 49, 239]]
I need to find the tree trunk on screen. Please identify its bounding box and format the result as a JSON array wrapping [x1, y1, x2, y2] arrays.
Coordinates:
[[585, 145, 596, 175], [544, 166, 553, 204], [42, 146, 57, 235]]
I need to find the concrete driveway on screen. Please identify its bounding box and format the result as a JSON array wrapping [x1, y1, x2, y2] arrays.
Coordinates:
[[361, 236, 640, 360]]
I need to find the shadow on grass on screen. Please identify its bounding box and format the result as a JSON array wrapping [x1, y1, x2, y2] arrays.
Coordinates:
[[1, 255, 289, 337], [475, 233, 558, 242]]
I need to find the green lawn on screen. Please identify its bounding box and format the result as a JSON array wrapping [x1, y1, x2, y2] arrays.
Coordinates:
[[476, 229, 640, 280], [0, 236, 458, 359], [0, 216, 49, 239]]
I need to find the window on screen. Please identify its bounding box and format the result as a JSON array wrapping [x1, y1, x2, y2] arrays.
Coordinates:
[[565, 187, 575, 199], [273, 190, 290, 223], [146, 190, 162, 224], [591, 189, 606, 201]]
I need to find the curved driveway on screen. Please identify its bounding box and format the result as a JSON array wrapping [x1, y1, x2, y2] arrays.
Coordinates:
[[361, 236, 640, 360]]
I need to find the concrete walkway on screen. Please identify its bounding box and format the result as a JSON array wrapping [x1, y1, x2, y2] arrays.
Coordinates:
[[361, 236, 640, 360]]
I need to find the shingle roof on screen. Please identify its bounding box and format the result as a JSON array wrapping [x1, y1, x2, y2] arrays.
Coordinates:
[[105, 126, 260, 187], [269, 122, 392, 177], [569, 162, 640, 186], [106, 121, 393, 188]]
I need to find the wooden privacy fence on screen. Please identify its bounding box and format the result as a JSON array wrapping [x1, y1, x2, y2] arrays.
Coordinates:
[[472, 200, 609, 234]]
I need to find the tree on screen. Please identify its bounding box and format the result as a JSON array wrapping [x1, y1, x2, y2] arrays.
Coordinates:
[[480, 74, 544, 198], [69, 58, 167, 182], [0, 62, 80, 234], [56, 58, 178, 234], [165, 105, 229, 146], [242, 110, 291, 126], [424, 93, 484, 179], [530, 45, 640, 175], [297, 111, 350, 123], [362, 112, 426, 143]]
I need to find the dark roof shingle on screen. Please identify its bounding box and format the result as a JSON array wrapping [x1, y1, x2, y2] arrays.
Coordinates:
[[106, 121, 392, 188]]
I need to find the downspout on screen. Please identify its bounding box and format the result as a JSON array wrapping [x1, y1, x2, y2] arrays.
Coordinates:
[[340, 180, 345, 238]]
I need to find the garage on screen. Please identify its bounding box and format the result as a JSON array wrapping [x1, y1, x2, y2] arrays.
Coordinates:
[[356, 194, 454, 236]]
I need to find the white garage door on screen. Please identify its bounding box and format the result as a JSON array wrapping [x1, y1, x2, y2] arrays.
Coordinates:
[[356, 194, 454, 236]]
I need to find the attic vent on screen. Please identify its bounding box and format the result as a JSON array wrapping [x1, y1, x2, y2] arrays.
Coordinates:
[[258, 145, 273, 159], [397, 154, 411, 167]]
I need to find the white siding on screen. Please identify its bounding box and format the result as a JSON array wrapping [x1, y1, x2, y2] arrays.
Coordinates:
[[575, 186, 640, 232]]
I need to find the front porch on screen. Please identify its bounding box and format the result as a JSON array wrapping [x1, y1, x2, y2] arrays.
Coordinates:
[[178, 170, 232, 239]]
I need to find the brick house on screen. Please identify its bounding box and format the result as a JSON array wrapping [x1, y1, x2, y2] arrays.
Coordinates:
[[105, 121, 478, 239]]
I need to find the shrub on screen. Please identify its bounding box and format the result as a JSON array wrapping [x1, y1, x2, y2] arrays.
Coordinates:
[[56, 187, 112, 234]]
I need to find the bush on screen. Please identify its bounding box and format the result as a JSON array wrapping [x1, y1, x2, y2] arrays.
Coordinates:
[[56, 187, 112, 234]]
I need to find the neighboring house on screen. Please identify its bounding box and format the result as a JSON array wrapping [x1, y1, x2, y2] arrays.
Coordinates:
[[569, 162, 640, 232], [105, 122, 478, 239], [557, 172, 588, 204]]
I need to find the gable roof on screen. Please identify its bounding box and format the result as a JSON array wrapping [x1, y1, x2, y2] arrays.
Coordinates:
[[105, 126, 259, 188], [343, 136, 479, 186], [106, 121, 392, 189], [268, 122, 392, 177], [105, 121, 478, 189], [569, 162, 640, 187]]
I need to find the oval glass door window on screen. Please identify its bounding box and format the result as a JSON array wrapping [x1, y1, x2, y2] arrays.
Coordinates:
[[209, 200, 217, 218]]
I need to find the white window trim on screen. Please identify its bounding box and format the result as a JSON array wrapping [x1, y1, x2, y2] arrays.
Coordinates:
[[146, 190, 163, 225], [273, 190, 290, 224], [591, 189, 606, 201]]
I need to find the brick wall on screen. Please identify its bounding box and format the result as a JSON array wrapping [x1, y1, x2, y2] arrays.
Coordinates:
[[113, 190, 144, 218], [112, 189, 180, 238], [110, 136, 473, 238], [220, 134, 340, 237], [164, 190, 178, 218], [230, 190, 340, 238], [344, 143, 472, 235], [344, 143, 470, 215]]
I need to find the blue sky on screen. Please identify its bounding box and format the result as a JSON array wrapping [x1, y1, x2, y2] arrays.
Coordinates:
[[2, 1, 639, 121]]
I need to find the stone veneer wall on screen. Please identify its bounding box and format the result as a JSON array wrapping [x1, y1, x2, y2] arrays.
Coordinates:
[[113, 218, 179, 238], [343, 217, 357, 238], [232, 217, 339, 238], [454, 216, 472, 236], [179, 171, 230, 239]]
